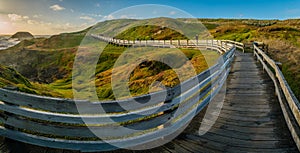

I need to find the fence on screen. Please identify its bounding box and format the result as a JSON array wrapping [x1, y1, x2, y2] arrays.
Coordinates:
[[91, 34, 239, 53], [0, 38, 239, 152], [253, 44, 300, 150]]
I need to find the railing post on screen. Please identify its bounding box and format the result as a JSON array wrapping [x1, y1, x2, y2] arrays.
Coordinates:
[[187, 40, 188, 47], [276, 62, 283, 71], [221, 41, 223, 48]]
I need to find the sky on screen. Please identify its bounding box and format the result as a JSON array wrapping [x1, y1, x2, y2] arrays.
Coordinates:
[[0, 0, 300, 35]]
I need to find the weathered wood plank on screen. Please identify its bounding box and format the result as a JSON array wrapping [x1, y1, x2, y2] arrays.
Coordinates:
[[3, 112, 172, 138], [185, 51, 297, 151], [254, 45, 300, 150]]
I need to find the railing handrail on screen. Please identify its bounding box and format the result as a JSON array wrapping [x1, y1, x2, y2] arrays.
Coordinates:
[[253, 44, 300, 150], [0, 38, 239, 152], [91, 34, 244, 53]]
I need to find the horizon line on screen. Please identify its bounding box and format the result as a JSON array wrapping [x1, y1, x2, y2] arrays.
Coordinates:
[[1, 17, 299, 36]]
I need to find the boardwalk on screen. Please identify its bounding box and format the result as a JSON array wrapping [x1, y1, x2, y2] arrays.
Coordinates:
[[0, 51, 297, 152], [169, 51, 298, 152]]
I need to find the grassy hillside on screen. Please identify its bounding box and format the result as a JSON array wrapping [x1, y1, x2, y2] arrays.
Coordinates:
[[0, 64, 63, 97], [91, 17, 211, 39], [0, 64, 31, 89], [93, 47, 218, 100], [198, 19, 300, 99], [0, 18, 218, 100], [93, 18, 299, 100], [115, 25, 188, 40], [0, 29, 90, 84]]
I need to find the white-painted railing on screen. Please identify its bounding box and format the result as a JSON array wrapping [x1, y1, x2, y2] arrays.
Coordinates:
[[0, 36, 240, 152], [91, 34, 244, 53]]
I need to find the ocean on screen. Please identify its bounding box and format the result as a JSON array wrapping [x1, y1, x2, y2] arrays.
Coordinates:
[[0, 36, 20, 50]]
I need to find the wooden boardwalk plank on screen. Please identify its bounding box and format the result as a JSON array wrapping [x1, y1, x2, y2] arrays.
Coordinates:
[[185, 51, 297, 151]]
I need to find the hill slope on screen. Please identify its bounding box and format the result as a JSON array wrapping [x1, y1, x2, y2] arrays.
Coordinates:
[[11, 32, 34, 40], [0, 18, 218, 99], [199, 19, 300, 99]]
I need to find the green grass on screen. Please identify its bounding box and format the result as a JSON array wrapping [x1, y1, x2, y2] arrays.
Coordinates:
[[115, 25, 188, 40], [203, 19, 300, 100], [93, 47, 219, 100]]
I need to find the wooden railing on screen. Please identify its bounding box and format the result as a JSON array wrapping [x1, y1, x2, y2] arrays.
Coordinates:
[[254, 44, 300, 150], [220, 40, 245, 52], [91, 34, 243, 53], [0, 38, 239, 152]]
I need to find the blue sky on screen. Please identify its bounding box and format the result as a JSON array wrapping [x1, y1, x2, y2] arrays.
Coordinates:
[[0, 0, 299, 34]]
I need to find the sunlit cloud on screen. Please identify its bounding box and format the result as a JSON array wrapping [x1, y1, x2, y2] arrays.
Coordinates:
[[80, 16, 95, 22], [33, 14, 42, 18], [27, 20, 39, 25], [103, 14, 114, 20], [119, 14, 137, 19], [8, 14, 29, 21], [50, 4, 65, 11]]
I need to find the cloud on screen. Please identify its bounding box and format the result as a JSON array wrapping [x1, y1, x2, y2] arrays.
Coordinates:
[[50, 4, 65, 11], [81, 13, 102, 18], [103, 14, 114, 20], [26, 19, 51, 26], [70, 9, 74, 13], [27, 20, 39, 25], [120, 15, 129, 19], [96, 3, 100, 7], [8, 14, 29, 21], [52, 22, 89, 32], [119, 14, 137, 19], [80, 16, 95, 22], [169, 11, 176, 15], [33, 14, 42, 18]]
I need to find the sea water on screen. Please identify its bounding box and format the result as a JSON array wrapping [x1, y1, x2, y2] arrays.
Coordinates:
[[0, 36, 20, 50]]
